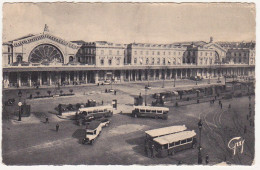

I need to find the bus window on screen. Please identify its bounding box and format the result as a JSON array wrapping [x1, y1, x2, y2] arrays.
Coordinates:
[[93, 110, 98, 113], [175, 141, 180, 146], [163, 144, 168, 149], [98, 110, 103, 112], [152, 110, 156, 113], [146, 110, 151, 113], [135, 108, 139, 112], [94, 130, 97, 135], [169, 142, 175, 147], [157, 110, 162, 114], [187, 138, 192, 142], [140, 109, 145, 112], [104, 109, 107, 112], [82, 111, 87, 115], [181, 139, 186, 144]]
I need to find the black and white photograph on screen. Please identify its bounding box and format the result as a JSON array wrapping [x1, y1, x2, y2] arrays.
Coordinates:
[[1, 1, 257, 166]]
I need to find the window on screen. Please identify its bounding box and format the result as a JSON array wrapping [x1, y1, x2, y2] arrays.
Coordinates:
[[78, 57, 81, 62], [210, 59, 212, 64], [151, 110, 156, 113], [117, 58, 120, 65], [201, 52, 203, 56], [200, 58, 203, 65], [108, 59, 112, 65], [157, 51, 160, 55], [146, 109, 151, 113], [169, 142, 175, 147], [100, 59, 104, 65], [157, 110, 162, 113], [173, 58, 176, 65], [157, 58, 160, 64], [175, 141, 180, 145], [146, 58, 149, 64], [16, 55, 23, 63], [205, 52, 208, 56], [152, 51, 155, 55], [134, 58, 137, 64], [187, 138, 192, 142], [152, 58, 155, 64], [8, 55, 11, 64], [140, 109, 145, 112], [181, 139, 186, 144], [8, 47, 10, 53], [163, 58, 166, 65]]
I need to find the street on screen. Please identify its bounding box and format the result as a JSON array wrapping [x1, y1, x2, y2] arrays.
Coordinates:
[[2, 79, 255, 165]]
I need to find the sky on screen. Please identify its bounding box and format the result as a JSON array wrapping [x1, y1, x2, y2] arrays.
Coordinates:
[[2, 3, 256, 44]]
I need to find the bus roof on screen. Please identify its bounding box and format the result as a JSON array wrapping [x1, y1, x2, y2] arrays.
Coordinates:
[[145, 125, 187, 138], [133, 106, 169, 111], [153, 130, 196, 145], [79, 105, 112, 112]]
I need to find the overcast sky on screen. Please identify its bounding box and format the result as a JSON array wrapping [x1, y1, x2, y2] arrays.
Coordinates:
[[3, 3, 256, 44]]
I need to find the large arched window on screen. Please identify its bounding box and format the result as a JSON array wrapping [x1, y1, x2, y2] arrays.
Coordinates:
[[29, 44, 63, 63]]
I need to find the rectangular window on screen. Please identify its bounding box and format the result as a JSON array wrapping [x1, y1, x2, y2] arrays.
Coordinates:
[[181, 139, 186, 144], [100, 59, 104, 65], [175, 141, 180, 145], [140, 109, 145, 112], [157, 110, 162, 113], [134, 51, 137, 55], [169, 142, 175, 147], [108, 59, 112, 65], [157, 51, 160, 55], [187, 138, 192, 142]]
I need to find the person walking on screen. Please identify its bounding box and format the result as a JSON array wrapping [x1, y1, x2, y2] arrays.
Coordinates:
[[205, 154, 209, 165], [244, 125, 247, 134], [45, 117, 49, 123], [228, 104, 231, 109], [56, 124, 60, 132], [151, 144, 155, 158], [220, 103, 223, 109], [219, 100, 221, 106]]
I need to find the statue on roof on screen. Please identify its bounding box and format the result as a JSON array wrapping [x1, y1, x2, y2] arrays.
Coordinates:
[[44, 24, 49, 32]]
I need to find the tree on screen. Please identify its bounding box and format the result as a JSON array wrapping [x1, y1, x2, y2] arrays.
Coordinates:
[[47, 90, 51, 96], [36, 91, 40, 97], [69, 89, 73, 94]]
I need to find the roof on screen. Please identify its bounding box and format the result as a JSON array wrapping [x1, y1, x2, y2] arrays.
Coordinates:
[[79, 105, 113, 112], [145, 125, 187, 138], [153, 130, 196, 145], [133, 106, 169, 111], [86, 121, 101, 130]]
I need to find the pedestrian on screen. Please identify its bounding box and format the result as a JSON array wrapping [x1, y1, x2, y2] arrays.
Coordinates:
[[102, 100, 104, 105], [197, 99, 200, 104], [151, 144, 155, 158], [145, 143, 149, 157], [45, 117, 49, 123], [228, 104, 231, 109], [244, 125, 247, 134], [249, 103, 251, 108], [220, 103, 222, 109], [56, 124, 59, 132], [114, 90, 117, 95], [219, 100, 221, 106], [205, 154, 209, 165]]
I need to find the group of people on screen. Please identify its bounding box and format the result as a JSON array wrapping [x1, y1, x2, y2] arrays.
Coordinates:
[[144, 139, 156, 158], [45, 117, 60, 132]]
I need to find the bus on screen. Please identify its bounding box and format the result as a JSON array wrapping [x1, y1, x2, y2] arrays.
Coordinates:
[[152, 130, 197, 157], [145, 125, 187, 141], [77, 105, 113, 125], [132, 106, 169, 120]]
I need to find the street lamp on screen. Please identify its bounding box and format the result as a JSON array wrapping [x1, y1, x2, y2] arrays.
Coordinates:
[[198, 119, 203, 164], [145, 87, 147, 106], [18, 90, 22, 121]]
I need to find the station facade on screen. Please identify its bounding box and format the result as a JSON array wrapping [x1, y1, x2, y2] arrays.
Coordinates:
[[2, 26, 255, 89]]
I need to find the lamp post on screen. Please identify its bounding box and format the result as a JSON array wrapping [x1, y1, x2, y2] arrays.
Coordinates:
[[145, 87, 147, 106], [18, 90, 22, 121], [198, 119, 203, 164]]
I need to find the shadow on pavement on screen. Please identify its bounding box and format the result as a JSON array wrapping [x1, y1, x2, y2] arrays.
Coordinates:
[[125, 136, 146, 157], [72, 129, 85, 144]]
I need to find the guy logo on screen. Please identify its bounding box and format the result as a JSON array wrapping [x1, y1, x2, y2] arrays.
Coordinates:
[[228, 137, 245, 155]]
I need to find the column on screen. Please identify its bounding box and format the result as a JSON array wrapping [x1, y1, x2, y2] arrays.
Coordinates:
[[141, 70, 144, 81], [180, 69, 182, 79], [170, 69, 173, 79], [38, 72, 42, 86], [104, 71, 107, 80], [128, 70, 130, 81], [17, 72, 21, 87], [85, 71, 88, 84], [94, 71, 99, 84], [68, 72, 71, 84], [153, 70, 156, 80], [59, 72, 62, 85], [185, 69, 188, 78], [175, 69, 178, 79], [120, 70, 124, 82], [134, 70, 137, 81], [28, 72, 32, 87], [77, 71, 79, 82], [48, 72, 52, 85]]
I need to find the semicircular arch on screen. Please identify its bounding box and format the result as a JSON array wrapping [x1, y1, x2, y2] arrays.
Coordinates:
[[28, 44, 64, 64]]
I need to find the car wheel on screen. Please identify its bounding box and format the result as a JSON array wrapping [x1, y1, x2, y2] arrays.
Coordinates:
[[82, 139, 86, 144]]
